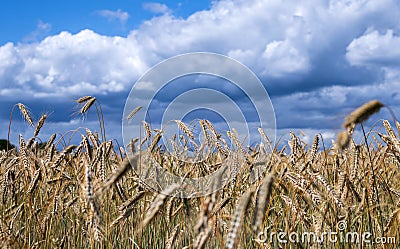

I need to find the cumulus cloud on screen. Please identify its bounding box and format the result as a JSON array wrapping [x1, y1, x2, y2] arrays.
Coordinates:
[[261, 40, 310, 77], [96, 9, 130, 23], [346, 29, 400, 67], [0, 30, 147, 100], [131, 0, 400, 93]]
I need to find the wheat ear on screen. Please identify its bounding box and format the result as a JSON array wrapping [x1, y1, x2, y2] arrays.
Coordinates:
[[141, 183, 180, 227], [226, 188, 254, 249], [127, 106, 142, 120], [175, 120, 195, 139], [17, 103, 34, 126], [76, 95, 93, 103], [34, 114, 47, 137], [97, 155, 138, 195], [343, 100, 384, 130], [80, 97, 96, 114], [253, 172, 274, 232]]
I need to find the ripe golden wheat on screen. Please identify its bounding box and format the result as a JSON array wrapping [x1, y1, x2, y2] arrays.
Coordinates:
[[0, 99, 399, 248]]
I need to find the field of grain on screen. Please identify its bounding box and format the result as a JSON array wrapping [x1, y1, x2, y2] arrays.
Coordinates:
[[0, 98, 399, 248]]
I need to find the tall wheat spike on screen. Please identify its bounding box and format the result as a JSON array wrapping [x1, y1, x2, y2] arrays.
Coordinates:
[[140, 121, 152, 147], [86, 128, 99, 148], [34, 114, 47, 137], [253, 172, 274, 232], [52, 145, 76, 168], [199, 120, 211, 146], [141, 183, 180, 227], [336, 170, 347, 200], [396, 120, 400, 136], [258, 128, 271, 147], [2, 170, 9, 204], [309, 134, 319, 163], [17, 103, 34, 127], [19, 134, 30, 176], [313, 171, 344, 209], [127, 106, 142, 120], [80, 97, 96, 114], [81, 135, 92, 161], [76, 95, 93, 104], [204, 119, 219, 139], [45, 134, 56, 149], [383, 120, 400, 157], [289, 132, 299, 165], [97, 155, 138, 195], [383, 120, 397, 139], [343, 100, 384, 130], [226, 188, 254, 249], [175, 120, 195, 139]]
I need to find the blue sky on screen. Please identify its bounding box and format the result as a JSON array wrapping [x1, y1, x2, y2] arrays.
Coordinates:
[[1, 0, 400, 147], [0, 0, 212, 44]]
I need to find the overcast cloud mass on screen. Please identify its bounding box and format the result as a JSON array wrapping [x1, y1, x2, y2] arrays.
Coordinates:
[[1, 0, 400, 146]]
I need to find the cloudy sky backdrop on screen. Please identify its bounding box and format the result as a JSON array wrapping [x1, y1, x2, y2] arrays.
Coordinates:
[[1, 0, 399, 146]]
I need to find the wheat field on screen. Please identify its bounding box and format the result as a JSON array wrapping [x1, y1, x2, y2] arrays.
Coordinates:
[[0, 97, 399, 248]]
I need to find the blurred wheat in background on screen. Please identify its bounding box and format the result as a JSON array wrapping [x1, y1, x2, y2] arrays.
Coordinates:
[[0, 98, 399, 248]]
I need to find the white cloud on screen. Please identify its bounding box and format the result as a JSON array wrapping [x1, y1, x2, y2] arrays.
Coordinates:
[[0, 30, 147, 98], [0, 43, 23, 79], [97, 9, 129, 23], [261, 40, 310, 77], [142, 2, 171, 15], [2, 0, 399, 99], [346, 29, 400, 67]]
